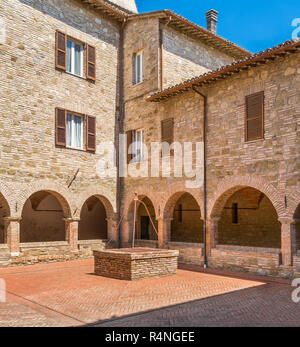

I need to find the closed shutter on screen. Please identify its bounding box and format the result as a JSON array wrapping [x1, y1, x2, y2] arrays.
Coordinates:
[[87, 44, 96, 81], [55, 31, 67, 70], [246, 92, 264, 141], [55, 108, 66, 147], [161, 118, 174, 156], [127, 130, 133, 164], [86, 116, 96, 152]]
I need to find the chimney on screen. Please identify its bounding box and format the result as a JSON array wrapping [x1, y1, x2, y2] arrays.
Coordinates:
[[206, 9, 218, 34]]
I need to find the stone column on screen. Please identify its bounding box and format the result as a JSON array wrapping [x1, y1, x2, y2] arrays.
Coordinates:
[[65, 218, 80, 253], [3, 217, 21, 256], [280, 218, 297, 267], [206, 217, 220, 256], [106, 217, 117, 248], [122, 218, 134, 247], [157, 218, 172, 249]]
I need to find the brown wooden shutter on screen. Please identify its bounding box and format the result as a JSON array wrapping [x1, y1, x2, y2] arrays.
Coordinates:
[[55, 31, 67, 70], [127, 130, 133, 164], [86, 116, 96, 152], [246, 92, 264, 141], [55, 108, 66, 147], [87, 44, 96, 81], [161, 118, 174, 156]]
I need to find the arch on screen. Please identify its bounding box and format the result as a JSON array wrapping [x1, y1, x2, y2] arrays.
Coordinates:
[[293, 202, 300, 251], [123, 186, 159, 221], [208, 175, 284, 219], [214, 186, 281, 249], [78, 195, 114, 240], [19, 180, 73, 218], [76, 186, 116, 220], [20, 190, 69, 243], [0, 191, 10, 244]]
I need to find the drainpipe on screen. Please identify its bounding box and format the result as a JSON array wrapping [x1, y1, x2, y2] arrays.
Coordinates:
[[192, 86, 208, 268], [117, 18, 127, 248]]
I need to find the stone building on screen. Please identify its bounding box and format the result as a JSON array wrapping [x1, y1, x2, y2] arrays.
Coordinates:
[[0, 0, 299, 278]]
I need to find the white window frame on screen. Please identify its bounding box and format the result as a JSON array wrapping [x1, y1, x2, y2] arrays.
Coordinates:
[[66, 113, 84, 151], [66, 39, 83, 77], [134, 50, 144, 85], [132, 129, 144, 163]]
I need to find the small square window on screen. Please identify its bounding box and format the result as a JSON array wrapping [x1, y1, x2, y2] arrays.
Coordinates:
[[66, 39, 84, 77], [66, 113, 84, 150], [134, 50, 144, 85]]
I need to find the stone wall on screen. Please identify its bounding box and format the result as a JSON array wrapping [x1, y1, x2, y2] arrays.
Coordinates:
[[0, 0, 119, 211], [163, 26, 235, 88]]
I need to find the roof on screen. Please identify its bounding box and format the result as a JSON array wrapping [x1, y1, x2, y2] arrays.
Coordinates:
[[80, 2, 250, 59], [147, 39, 300, 102], [127, 10, 251, 60]]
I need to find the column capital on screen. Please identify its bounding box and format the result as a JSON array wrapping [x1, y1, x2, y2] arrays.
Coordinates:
[[64, 218, 80, 222], [3, 217, 22, 222], [278, 217, 294, 225], [207, 216, 221, 223], [156, 217, 173, 222]]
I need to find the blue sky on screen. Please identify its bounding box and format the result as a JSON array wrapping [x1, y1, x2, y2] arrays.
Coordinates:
[[135, 0, 300, 53]]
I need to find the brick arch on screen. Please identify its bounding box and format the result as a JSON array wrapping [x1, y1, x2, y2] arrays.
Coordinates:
[[123, 186, 159, 221], [18, 180, 73, 218], [0, 180, 12, 217], [208, 175, 285, 219], [161, 182, 204, 219], [285, 188, 300, 220], [76, 186, 116, 220]]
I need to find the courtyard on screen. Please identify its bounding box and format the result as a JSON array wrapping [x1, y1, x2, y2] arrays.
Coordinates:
[[0, 259, 298, 327]]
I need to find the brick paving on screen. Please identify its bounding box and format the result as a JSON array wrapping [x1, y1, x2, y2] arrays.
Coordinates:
[[0, 259, 298, 327]]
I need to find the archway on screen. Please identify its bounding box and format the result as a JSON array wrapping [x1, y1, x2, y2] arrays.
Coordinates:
[[170, 193, 203, 243], [216, 187, 281, 248], [135, 197, 157, 241], [0, 193, 10, 244], [20, 191, 69, 243], [294, 203, 300, 251], [79, 196, 108, 240]]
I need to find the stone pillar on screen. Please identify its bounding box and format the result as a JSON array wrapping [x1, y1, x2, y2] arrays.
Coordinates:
[[157, 218, 172, 249], [3, 217, 21, 256], [206, 217, 220, 256], [106, 217, 117, 247], [122, 218, 134, 247], [280, 218, 297, 266], [65, 218, 79, 253]]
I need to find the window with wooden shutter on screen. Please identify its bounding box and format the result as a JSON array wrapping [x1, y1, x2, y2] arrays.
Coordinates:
[[55, 108, 66, 147], [127, 130, 133, 164], [86, 115, 96, 152], [245, 92, 264, 142], [86, 44, 96, 81], [55, 31, 67, 70], [161, 118, 174, 156]]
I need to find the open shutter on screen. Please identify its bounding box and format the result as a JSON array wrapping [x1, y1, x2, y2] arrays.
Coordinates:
[[246, 92, 264, 141], [55, 108, 66, 147], [86, 116, 96, 152], [55, 31, 67, 70], [87, 44, 96, 81], [127, 130, 133, 164]]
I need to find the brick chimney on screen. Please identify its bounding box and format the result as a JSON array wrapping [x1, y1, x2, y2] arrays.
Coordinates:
[[206, 9, 218, 34]]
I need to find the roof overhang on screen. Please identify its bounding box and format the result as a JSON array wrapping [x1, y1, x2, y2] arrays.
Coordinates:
[[147, 39, 300, 102]]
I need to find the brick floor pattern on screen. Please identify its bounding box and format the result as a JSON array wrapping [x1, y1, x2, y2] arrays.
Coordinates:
[[0, 259, 298, 327]]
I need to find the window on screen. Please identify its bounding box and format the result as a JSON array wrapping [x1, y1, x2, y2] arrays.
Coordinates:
[[55, 31, 96, 81], [134, 50, 144, 85], [66, 113, 83, 150], [55, 108, 96, 152], [232, 203, 238, 224], [66, 39, 83, 77], [245, 91, 264, 142], [127, 129, 144, 163]]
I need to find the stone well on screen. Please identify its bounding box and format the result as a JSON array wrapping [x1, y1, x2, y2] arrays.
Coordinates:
[[93, 248, 179, 281]]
